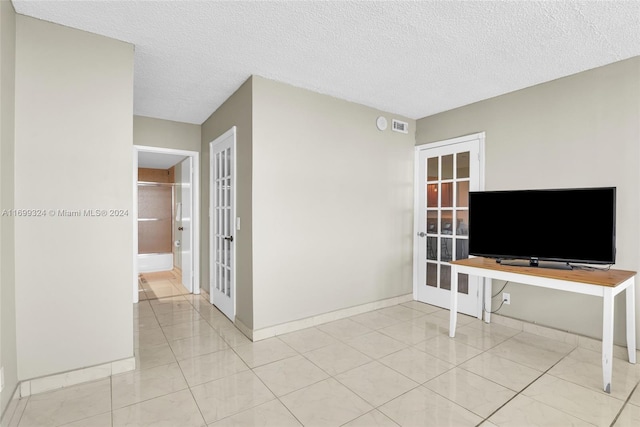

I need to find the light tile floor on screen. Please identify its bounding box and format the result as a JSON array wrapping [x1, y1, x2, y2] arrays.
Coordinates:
[[138, 270, 188, 301], [5, 278, 640, 426]]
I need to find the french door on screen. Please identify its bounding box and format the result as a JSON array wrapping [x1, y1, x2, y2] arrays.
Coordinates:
[[210, 127, 236, 321], [414, 133, 484, 316]]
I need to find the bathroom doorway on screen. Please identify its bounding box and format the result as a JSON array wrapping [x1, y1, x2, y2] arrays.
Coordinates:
[[132, 146, 200, 303]]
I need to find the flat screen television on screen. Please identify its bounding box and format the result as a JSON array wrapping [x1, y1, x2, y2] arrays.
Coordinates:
[[468, 187, 616, 267]]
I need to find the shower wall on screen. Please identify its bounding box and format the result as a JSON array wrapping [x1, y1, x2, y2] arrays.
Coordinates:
[[138, 168, 174, 272]]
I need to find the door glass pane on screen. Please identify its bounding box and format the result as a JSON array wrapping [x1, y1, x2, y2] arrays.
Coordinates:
[[441, 182, 453, 207], [427, 157, 438, 181], [457, 181, 469, 207], [441, 210, 453, 235], [441, 264, 451, 290], [456, 212, 469, 235], [426, 262, 437, 287], [458, 273, 469, 294], [456, 238, 469, 260], [426, 184, 438, 207], [441, 237, 452, 262], [427, 211, 438, 234], [427, 237, 437, 260], [457, 152, 470, 178], [420, 144, 478, 309], [442, 155, 453, 180]]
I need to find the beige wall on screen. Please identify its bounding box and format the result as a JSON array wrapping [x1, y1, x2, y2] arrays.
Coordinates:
[[14, 16, 135, 379], [416, 57, 640, 345], [201, 77, 253, 327], [133, 115, 201, 152], [251, 77, 415, 330], [0, 0, 17, 416]]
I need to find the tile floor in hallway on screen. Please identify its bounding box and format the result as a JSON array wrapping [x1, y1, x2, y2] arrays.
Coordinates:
[[5, 278, 640, 426], [138, 270, 189, 301]]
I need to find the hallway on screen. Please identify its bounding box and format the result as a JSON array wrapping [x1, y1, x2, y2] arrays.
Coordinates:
[[138, 270, 189, 301]]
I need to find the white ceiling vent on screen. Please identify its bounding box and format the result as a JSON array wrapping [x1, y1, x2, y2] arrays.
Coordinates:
[[392, 119, 409, 134]]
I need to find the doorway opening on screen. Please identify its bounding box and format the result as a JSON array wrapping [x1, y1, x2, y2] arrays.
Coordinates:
[[133, 146, 200, 303]]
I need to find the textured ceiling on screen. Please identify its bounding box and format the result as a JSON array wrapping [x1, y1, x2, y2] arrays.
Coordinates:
[[12, 1, 640, 125]]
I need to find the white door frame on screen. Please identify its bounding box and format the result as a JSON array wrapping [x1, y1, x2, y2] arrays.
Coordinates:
[[413, 132, 486, 316], [209, 127, 237, 321], [132, 145, 201, 303]]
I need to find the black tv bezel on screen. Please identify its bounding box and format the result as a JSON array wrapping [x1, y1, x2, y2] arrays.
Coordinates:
[[468, 186, 617, 266]]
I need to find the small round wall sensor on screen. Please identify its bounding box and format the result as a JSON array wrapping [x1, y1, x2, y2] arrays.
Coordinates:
[[376, 116, 388, 131]]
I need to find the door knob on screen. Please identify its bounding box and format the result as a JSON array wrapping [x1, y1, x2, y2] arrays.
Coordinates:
[[224, 235, 234, 242], [417, 232, 426, 237], [178, 227, 184, 231]]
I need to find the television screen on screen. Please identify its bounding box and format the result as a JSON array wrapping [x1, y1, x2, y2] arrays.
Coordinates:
[[468, 187, 616, 265]]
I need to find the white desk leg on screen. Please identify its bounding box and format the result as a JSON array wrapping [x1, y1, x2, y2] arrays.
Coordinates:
[[626, 278, 636, 364], [602, 288, 614, 393], [484, 278, 492, 324], [449, 265, 458, 338]]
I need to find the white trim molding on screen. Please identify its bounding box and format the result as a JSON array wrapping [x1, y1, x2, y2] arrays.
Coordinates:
[[18, 356, 135, 398], [246, 293, 414, 342]]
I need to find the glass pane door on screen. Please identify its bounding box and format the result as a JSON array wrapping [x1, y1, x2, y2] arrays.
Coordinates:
[[210, 128, 236, 321], [415, 136, 482, 317], [425, 152, 470, 293]]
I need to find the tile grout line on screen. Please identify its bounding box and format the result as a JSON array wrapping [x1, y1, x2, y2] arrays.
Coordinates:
[[475, 343, 605, 426], [168, 295, 208, 426], [110, 375, 114, 427], [130, 294, 636, 427], [283, 319, 444, 425], [474, 360, 563, 426], [608, 378, 640, 427], [187, 293, 282, 426], [131, 284, 209, 424], [10, 397, 28, 427], [269, 310, 513, 425]]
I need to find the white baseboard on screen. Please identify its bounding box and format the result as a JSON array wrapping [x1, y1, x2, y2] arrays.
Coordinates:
[[19, 356, 136, 398], [238, 293, 414, 342]]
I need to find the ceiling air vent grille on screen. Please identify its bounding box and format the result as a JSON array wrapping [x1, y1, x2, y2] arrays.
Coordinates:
[[392, 119, 408, 134]]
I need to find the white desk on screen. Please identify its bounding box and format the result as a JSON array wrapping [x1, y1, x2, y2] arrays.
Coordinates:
[[449, 257, 636, 394]]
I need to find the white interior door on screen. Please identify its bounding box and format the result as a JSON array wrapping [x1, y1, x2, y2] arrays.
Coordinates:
[[414, 134, 484, 316], [209, 128, 236, 321], [179, 157, 193, 292]]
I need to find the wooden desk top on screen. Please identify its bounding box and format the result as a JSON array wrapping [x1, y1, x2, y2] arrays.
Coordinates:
[[450, 257, 636, 287]]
